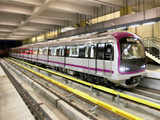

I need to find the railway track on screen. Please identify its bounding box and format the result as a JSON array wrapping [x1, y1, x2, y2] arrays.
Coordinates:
[[2, 59, 132, 120], [5, 58, 160, 120], [10, 58, 160, 109], [0, 61, 53, 120], [126, 87, 160, 103], [1, 60, 99, 120]]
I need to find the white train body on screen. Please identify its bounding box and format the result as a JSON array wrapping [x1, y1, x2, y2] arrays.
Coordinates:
[[11, 32, 146, 88]]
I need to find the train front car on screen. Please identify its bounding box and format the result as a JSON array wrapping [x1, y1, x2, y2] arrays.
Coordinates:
[[113, 32, 146, 88]]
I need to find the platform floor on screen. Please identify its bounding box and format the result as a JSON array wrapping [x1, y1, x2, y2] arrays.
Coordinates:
[[0, 66, 34, 120], [145, 64, 160, 79]]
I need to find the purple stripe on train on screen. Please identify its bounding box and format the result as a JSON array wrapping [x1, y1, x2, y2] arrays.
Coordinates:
[[20, 56, 114, 73]]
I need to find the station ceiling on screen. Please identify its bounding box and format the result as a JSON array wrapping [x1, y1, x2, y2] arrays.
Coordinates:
[[0, 0, 156, 41]]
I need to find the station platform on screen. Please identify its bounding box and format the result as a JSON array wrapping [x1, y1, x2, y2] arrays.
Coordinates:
[[0, 65, 34, 120], [140, 64, 160, 90], [145, 64, 160, 79]]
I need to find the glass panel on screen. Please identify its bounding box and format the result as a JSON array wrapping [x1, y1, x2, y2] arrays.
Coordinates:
[[70, 46, 78, 57], [62, 48, 65, 57], [79, 46, 85, 58], [66, 47, 70, 57], [49, 47, 56, 56], [90, 45, 96, 59], [105, 43, 114, 60], [97, 43, 105, 60], [38, 48, 43, 55], [42, 48, 48, 55], [56, 48, 60, 56], [119, 37, 146, 72], [33, 48, 38, 55], [120, 37, 145, 60], [85, 46, 89, 58]]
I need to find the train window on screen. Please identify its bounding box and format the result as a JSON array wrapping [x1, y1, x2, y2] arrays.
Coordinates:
[[59, 48, 62, 56], [85, 46, 89, 58], [61, 47, 65, 57], [33, 48, 38, 55], [49, 47, 56, 56], [42, 48, 48, 55], [38, 48, 43, 55], [79, 46, 85, 58], [97, 43, 105, 59], [56, 48, 60, 56], [70, 46, 78, 57], [66, 47, 70, 57], [48, 49, 51, 56], [105, 43, 114, 61]]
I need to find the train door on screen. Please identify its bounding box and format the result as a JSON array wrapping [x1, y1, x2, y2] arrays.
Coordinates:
[[104, 42, 114, 76], [38, 47, 48, 65], [96, 43, 105, 76], [30, 48, 33, 61], [88, 44, 97, 74], [96, 42, 114, 77]]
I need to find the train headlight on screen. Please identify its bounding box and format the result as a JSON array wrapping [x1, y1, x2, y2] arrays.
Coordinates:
[[120, 66, 130, 72], [141, 64, 146, 69]]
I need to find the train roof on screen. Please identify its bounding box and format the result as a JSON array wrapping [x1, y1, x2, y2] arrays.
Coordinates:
[[17, 31, 139, 49]]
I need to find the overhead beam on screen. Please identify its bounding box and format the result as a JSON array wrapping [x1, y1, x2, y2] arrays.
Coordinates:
[[7, 0, 42, 6], [8, 35, 29, 38], [0, 28, 12, 32], [20, 27, 48, 32], [54, 7, 160, 40], [13, 32, 34, 36], [0, 37, 26, 40], [48, 1, 94, 15], [85, 0, 123, 7], [27, 22, 55, 29], [0, 33, 9, 36], [23, 0, 56, 25], [8, 0, 56, 37], [0, 21, 19, 26], [30, 17, 67, 26], [40, 10, 76, 21], [0, 3, 33, 15]]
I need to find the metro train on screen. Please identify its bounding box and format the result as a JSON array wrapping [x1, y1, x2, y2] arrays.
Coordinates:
[[10, 32, 146, 88]]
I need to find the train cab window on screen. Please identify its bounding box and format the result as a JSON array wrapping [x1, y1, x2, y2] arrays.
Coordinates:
[[97, 43, 105, 59], [105, 43, 114, 61], [79, 46, 85, 58]]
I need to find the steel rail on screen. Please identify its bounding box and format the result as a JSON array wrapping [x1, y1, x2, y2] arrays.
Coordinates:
[[8, 58, 143, 120], [9, 57, 160, 111]]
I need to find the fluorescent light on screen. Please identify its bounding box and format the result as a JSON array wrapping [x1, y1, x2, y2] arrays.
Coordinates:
[[107, 29, 115, 32], [117, 26, 127, 30], [61, 26, 76, 33], [143, 22, 155, 26], [129, 24, 140, 28]]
